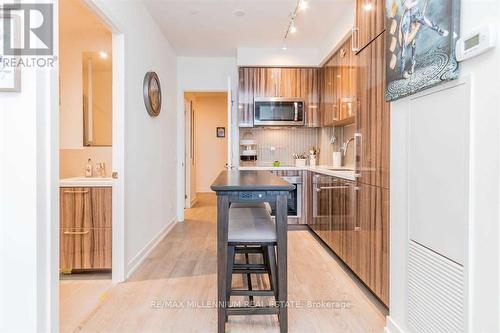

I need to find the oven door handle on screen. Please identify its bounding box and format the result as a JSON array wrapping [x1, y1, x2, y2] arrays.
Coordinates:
[[316, 185, 349, 192]]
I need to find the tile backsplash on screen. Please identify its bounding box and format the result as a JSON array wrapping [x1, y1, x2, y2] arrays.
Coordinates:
[[240, 128, 318, 166], [240, 125, 355, 167], [317, 124, 355, 167]]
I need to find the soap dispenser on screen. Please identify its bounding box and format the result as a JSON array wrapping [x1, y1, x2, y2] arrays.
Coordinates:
[[85, 158, 93, 177]]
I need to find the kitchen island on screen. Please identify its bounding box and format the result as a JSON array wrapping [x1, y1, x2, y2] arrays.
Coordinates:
[[211, 170, 294, 333]]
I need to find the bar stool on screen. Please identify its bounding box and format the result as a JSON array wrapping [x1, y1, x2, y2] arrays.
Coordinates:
[[224, 206, 279, 322]]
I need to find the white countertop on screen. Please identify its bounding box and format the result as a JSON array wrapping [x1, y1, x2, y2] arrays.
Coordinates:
[[60, 177, 113, 187], [238, 165, 356, 181]]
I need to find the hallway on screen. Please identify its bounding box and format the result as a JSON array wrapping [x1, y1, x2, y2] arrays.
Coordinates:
[[72, 194, 386, 332]]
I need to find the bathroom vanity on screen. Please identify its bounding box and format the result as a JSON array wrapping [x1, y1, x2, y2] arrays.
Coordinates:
[[59, 178, 112, 273]]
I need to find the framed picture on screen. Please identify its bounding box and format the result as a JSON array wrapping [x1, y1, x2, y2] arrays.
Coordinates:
[[216, 127, 225, 138], [385, 0, 460, 101], [0, 15, 21, 92]]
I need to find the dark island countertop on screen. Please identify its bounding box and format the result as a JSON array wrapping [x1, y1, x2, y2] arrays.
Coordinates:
[[210, 170, 295, 192]]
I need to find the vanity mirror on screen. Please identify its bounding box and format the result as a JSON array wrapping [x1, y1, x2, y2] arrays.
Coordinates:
[[82, 51, 112, 146]]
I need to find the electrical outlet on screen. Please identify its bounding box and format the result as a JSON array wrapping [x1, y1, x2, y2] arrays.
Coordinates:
[[329, 136, 337, 144]]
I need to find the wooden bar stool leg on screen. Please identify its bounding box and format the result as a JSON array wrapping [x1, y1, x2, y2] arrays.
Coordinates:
[[266, 245, 278, 299], [244, 252, 254, 304], [225, 245, 235, 323]]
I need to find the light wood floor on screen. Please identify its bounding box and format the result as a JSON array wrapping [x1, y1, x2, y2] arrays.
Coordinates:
[[60, 273, 112, 333], [68, 193, 386, 332]]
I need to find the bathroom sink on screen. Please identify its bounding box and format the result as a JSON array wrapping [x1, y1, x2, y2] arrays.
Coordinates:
[[64, 177, 112, 181]]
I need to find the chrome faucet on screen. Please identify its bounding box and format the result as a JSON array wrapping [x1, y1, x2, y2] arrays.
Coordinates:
[[341, 137, 355, 157], [96, 162, 106, 177]]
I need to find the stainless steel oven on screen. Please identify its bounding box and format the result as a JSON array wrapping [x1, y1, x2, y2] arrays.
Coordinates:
[[269, 176, 302, 218], [254, 97, 305, 126]]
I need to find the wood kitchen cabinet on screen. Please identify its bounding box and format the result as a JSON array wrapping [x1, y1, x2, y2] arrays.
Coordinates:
[[237, 67, 320, 127], [354, 0, 386, 53], [355, 183, 389, 305], [238, 67, 256, 127], [308, 173, 388, 306], [321, 36, 357, 127], [60, 187, 112, 272], [356, 32, 390, 189]]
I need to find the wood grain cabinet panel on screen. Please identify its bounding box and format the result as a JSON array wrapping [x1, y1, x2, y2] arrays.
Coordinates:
[[59, 186, 112, 272], [354, 0, 386, 52], [60, 228, 112, 270], [355, 183, 389, 306], [320, 36, 357, 127], [356, 33, 390, 189], [60, 187, 112, 228], [237, 67, 320, 127], [237, 67, 256, 127]]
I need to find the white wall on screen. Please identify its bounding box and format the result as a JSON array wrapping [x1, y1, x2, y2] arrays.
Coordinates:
[[91, 0, 178, 274], [388, 1, 500, 332], [0, 0, 59, 330], [176, 57, 238, 221], [0, 63, 41, 333]]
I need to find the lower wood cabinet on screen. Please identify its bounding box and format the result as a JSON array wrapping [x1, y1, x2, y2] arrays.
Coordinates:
[[308, 173, 388, 306], [60, 227, 112, 270], [353, 183, 389, 305], [59, 187, 112, 272]]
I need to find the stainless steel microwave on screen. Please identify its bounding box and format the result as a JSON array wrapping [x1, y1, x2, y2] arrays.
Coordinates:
[[253, 97, 305, 126]]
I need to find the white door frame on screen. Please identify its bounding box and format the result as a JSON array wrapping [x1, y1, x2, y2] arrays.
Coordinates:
[[184, 98, 194, 208], [44, 2, 127, 330], [180, 86, 233, 214], [84, 0, 127, 284]]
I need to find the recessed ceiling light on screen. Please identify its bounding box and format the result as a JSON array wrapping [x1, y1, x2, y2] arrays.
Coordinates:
[[234, 9, 246, 17]]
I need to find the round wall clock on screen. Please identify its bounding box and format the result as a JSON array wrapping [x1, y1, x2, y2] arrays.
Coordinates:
[[143, 71, 162, 117]]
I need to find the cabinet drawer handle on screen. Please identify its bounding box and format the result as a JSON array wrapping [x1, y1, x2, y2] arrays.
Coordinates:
[[63, 189, 89, 194], [351, 27, 360, 52], [316, 185, 349, 192], [354, 132, 362, 178], [64, 231, 90, 235]]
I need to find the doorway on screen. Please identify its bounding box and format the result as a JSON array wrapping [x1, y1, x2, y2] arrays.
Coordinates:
[[184, 92, 228, 208], [58, 0, 125, 331]]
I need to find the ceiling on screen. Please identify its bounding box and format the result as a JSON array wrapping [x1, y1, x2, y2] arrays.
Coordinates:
[[143, 0, 353, 57]]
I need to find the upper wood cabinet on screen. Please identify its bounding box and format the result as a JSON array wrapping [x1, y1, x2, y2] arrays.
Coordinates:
[[321, 36, 357, 127], [237, 67, 256, 127], [237, 67, 321, 127], [356, 32, 390, 189], [354, 0, 386, 52]]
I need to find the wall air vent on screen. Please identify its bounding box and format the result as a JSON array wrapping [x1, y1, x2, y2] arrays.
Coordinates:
[[408, 240, 466, 333]]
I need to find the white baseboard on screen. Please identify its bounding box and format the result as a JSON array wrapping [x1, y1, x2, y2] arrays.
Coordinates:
[[126, 218, 177, 279], [385, 316, 406, 333]]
